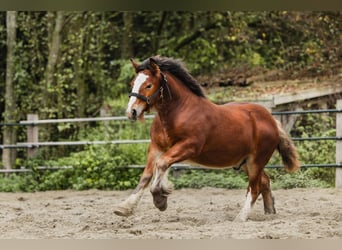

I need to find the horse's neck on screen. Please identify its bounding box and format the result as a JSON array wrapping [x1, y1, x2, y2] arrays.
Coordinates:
[[156, 74, 193, 111], [155, 74, 201, 126]]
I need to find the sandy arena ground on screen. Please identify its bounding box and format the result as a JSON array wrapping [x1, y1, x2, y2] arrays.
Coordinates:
[[0, 187, 341, 239]]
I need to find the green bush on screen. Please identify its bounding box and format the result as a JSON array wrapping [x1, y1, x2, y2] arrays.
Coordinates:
[[0, 174, 39, 192], [38, 145, 144, 191], [267, 168, 332, 189], [0, 144, 144, 192]]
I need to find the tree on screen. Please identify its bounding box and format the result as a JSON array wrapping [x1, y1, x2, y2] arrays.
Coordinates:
[[42, 11, 64, 119], [121, 12, 134, 59], [2, 11, 17, 169]]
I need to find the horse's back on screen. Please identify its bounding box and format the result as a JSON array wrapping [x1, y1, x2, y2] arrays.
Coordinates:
[[221, 102, 277, 127], [222, 102, 271, 115]]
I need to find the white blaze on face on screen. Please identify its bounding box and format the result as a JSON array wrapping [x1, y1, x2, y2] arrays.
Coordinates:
[[126, 73, 149, 117]]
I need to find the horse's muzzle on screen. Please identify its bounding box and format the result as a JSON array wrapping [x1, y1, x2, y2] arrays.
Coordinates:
[[126, 108, 138, 121], [130, 109, 137, 121]]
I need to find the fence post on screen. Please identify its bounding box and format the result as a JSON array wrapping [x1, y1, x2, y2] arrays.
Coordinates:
[[1, 127, 16, 169], [336, 100, 342, 188], [27, 114, 39, 158]]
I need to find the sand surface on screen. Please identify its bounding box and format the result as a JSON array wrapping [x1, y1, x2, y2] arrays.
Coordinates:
[[0, 187, 341, 239]]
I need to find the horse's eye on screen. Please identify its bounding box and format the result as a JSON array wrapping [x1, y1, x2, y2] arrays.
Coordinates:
[[146, 84, 152, 89]]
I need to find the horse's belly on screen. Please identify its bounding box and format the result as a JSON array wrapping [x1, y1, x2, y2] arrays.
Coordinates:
[[191, 128, 253, 167], [183, 160, 244, 169], [187, 148, 249, 169]]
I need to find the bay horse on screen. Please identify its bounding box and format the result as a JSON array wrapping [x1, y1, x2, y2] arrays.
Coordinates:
[[114, 56, 300, 221]]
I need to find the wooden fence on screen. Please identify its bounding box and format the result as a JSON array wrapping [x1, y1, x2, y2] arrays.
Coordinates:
[[1, 100, 342, 187]]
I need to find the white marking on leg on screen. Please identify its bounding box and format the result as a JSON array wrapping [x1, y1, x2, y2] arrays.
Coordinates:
[[161, 169, 174, 194], [125, 188, 144, 208], [236, 188, 253, 222], [115, 188, 145, 216], [151, 167, 160, 191], [126, 73, 149, 114]]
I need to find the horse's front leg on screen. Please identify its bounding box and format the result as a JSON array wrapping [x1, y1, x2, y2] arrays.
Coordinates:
[[150, 140, 200, 211], [114, 145, 160, 217]]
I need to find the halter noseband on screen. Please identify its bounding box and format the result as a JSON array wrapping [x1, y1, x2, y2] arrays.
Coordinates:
[[129, 72, 171, 110]]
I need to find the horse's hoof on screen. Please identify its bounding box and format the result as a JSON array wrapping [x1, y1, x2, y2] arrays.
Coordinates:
[[264, 208, 276, 214], [114, 206, 133, 217], [152, 194, 168, 211]]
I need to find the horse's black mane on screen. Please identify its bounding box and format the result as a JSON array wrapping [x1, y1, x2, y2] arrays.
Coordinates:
[[136, 56, 206, 98]]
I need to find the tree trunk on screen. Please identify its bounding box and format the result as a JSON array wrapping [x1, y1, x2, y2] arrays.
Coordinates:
[[121, 12, 134, 59], [2, 11, 17, 169], [39, 11, 64, 148], [153, 11, 168, 52], [75, 15, 86, 119], [43, 11, 64, 119]]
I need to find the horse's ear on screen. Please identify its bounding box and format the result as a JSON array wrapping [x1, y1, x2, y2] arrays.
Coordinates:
[[149, 57, 160, 75], [130, 58, 139, 73]]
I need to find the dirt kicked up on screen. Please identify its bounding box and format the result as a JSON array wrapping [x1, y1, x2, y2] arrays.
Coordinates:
[[0, 187, 341, 239]]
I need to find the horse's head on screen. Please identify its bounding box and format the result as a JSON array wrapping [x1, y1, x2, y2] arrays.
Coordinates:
[[126, 58, 166, 121]]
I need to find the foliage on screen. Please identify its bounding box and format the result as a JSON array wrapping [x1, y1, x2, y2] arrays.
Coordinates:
[[0, 174, 37, 192], [38, 145, 143, 191], [0, 144, 144, 192], [267, 169, 331, 189]]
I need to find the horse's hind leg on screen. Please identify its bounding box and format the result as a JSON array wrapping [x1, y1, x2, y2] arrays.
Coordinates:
[[260, 170, 276, 214], [236, 160, 262, 221], [236, 154, 276, 221], [237, 162, 277, 221]]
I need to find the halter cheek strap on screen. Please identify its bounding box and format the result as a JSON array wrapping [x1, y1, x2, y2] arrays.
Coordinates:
[[128, 72, 171, 110]]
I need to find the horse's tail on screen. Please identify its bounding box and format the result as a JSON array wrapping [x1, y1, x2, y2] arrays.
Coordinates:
[[275, 120, 300, 172]]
